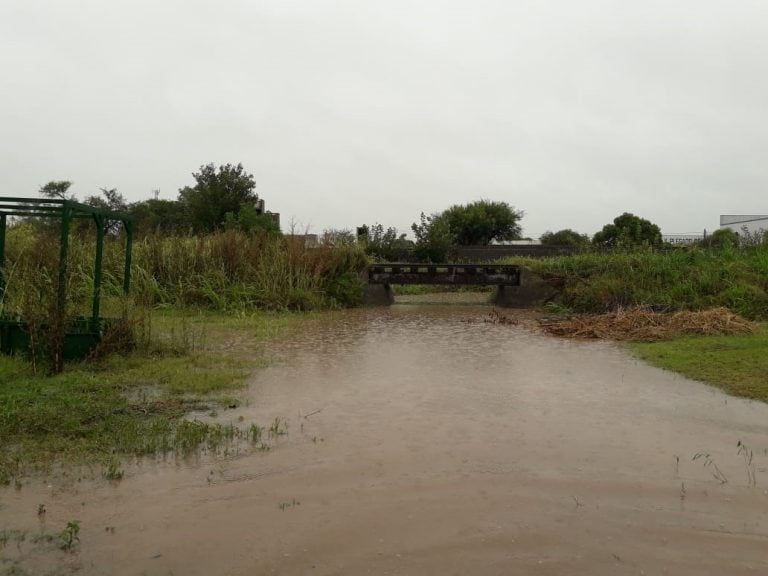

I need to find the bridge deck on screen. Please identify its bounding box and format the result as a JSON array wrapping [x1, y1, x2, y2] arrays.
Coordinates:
[[367, 263, 520, 286]]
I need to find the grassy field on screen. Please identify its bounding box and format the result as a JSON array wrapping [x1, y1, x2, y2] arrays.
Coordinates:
[[631, 324, 768, 403], [0, 310, 310, 485]]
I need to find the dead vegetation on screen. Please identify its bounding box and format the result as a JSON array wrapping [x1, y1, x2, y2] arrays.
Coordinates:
[[539, 307, 754, 342]]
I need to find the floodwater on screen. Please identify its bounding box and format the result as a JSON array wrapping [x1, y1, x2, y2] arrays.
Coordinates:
[[2, 303, 768, 575]]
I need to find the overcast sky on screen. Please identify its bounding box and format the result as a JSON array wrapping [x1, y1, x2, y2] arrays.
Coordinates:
[[2, 0, 767, 238]]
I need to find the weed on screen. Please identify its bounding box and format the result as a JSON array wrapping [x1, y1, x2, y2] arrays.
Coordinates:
[[278, 498, 300, 511], [737, 440, 757, 486], [58, 520, 80, 551], [692, 453, 728, 484], [102, 458, 124, 481], [269, 417, 287, 438], [249, 424, 263, 443]]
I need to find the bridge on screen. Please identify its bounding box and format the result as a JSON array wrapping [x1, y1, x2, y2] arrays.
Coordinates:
[[367, 263, 520, 286], [364, 263, 538, 307]]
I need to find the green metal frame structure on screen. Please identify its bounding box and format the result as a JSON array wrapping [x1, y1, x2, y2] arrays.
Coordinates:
[[0, 197, 133, 356]]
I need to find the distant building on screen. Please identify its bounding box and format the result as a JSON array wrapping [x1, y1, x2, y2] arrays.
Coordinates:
[[253, 198, 280, 230], [720, 215, 768, 235]]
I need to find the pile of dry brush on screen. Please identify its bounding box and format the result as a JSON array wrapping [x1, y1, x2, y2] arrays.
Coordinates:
[[539, 307, 753, 342]]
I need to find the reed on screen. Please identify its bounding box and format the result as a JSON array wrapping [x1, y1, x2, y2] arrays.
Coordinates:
[[1, 226, 368, 319]]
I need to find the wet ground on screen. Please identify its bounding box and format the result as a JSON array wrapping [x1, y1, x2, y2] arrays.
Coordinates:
[[2, 302, 768, 575]]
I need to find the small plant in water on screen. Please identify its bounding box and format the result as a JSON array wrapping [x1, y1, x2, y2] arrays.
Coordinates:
[[692, 452, 728, 484], [737, 440, 757, 487], [59, 520, 80, 551], [278, 498, 300, 511], [249, 424, 263, 443], [103, 458, 124, 481], [269, 417, 287, 438]]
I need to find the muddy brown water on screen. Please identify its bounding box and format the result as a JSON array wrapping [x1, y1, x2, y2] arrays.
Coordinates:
[[2, 303, 768, 575]]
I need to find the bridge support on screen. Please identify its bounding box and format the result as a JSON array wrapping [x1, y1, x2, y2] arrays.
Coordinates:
[[363, 283, 394, 306], [493, 267, 558, 308]]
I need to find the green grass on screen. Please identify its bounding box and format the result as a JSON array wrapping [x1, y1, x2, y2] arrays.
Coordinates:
[[0, 310, 306, 485], [631, 324, 768, 402]]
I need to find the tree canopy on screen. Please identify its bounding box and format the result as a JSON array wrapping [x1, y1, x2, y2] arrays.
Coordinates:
[[178, 163, 258, 232], [440, 200, 523, 245], [410, 200, 524, 262], [411, 212, 455, 262], [540, 228, 590, 249], [359, 223, 413, 261], [592, 212, 662, 249], [39, 181, 74, 200]]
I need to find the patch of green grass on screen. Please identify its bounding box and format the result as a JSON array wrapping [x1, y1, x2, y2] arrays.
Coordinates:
[[0, 310, 304, 485], [631, 324, 768, 402]]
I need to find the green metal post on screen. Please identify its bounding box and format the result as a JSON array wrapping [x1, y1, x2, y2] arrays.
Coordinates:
[[92, 215, 105, 322], [123, 221, 133, 294], [50, 205, 72, 372], [0, 214, 6, 304], [57, 205, 72, 319]]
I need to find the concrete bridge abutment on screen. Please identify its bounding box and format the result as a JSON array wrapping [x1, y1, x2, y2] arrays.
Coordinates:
[[493, 267, 558, 308], [363, 283, 395, 306]]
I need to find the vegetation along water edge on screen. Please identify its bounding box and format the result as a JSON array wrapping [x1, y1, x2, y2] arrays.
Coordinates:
[[0, 310, 311, 485]]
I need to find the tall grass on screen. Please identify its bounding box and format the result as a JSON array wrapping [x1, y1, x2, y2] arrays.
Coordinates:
[[506, 245, 768, 319], [1, 225, 368, 319]]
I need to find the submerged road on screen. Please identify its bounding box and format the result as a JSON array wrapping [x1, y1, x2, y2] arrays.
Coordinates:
[[2, 303, 768, 574]]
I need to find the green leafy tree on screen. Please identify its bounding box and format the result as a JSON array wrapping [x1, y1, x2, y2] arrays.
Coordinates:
[[82, 188, 129, 234], [224, 204, 281, 235], [321, 229, 357, 247], [178, 163, 259, 232], [540, 228, 590, 249], [411, 212, 454, 262], [129, 199, 188, 235], [440, 200, 523, 245], [84, 187, 127, 212], [592, 212, 662, 249], [359, 223, 413, 261], [39, 181, 75, 200], [699, 228, 740, 249]]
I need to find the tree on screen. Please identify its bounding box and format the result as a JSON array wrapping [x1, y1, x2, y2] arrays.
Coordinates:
[[224, 204, 281, 235], [592, 212, 662, 249], [84, 187, 127, 212], [440, 200, 523, 245], [321, 229, 357, 247], [39, 181, 75, 200], [699, 228, 739, 249], [411, 212, 454, 262], [540, 229, 590, 249], [359, 223, 413, 261], [82, 188, 129, 234], [178, 163, 259, 232], [129, 199, 188, 235]]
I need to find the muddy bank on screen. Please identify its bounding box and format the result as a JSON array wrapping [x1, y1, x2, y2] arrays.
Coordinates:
[[2, 304, 768, 575]]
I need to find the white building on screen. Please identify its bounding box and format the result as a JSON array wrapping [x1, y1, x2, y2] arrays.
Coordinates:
[[720, 215, 768, 235]]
